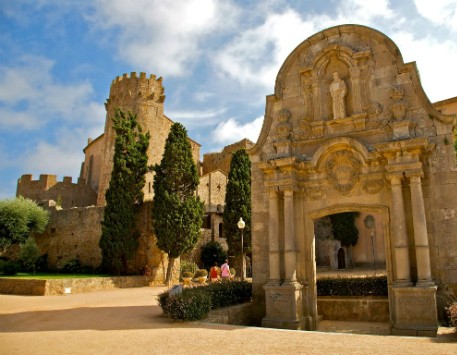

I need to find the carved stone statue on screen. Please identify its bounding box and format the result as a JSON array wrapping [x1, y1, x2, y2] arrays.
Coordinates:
[[330, 72, 347, 119]]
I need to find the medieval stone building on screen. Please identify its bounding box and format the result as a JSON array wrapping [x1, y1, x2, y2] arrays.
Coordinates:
[[249, 24, 457, 336], [15, 72, 251, 278]]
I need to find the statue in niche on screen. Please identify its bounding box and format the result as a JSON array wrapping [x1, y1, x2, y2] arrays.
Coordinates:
[[330, 72, 347, 119]]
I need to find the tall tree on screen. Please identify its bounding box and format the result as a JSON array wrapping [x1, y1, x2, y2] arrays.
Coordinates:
[[99, 108, 150, 275], [152, 122, 204, 285], [0, 197, 49, 252], [223, 148, 251, 257]]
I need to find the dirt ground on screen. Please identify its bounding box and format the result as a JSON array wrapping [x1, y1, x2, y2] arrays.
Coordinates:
[[1, 286, 455, 355]]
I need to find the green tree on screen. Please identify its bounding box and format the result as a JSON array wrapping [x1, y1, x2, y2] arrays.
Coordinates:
[[152, 122, 204, 285], [99, 108, 150, 275], [0, 197, 49, 252], [329, 212, 360, 246], [200, 241, 227, 270], [223, 148, 251, 256], [18, 237, 41, 274]]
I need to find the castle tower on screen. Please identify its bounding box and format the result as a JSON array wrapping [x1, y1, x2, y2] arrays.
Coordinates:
[[96, 72, 169, 206]]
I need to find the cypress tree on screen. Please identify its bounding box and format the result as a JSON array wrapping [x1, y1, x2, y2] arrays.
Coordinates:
[[99, 108, 150, 275], [152, 122, 204, 285], [329, 212, 360, 246], [223, 148, 251, 256]]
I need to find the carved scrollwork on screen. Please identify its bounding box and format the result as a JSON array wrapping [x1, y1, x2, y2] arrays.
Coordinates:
[[390, 85, 407, 121], [293, 117, 312, 140], [363, 179, 384, 194], [325, 151, 361, 194], [275, 109, 292, 138], [306, 186, 327, 200]]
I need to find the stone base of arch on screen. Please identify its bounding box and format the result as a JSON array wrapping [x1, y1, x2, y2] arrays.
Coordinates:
[[262, 283, 306, 330], [390, 286, 438, 337]]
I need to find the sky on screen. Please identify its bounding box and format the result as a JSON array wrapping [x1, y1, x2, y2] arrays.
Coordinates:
[[1, 0, 457, 199]]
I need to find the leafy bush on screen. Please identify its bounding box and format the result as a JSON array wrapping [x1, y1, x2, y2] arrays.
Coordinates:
[[0, 260, 20, 275], [317, 276, 388, 296], [230, 268, 236, 277], [182, 271, 193, 278], [59, 258, 95, 274], [445, 303, 457, 327], [158, 281, 252, 320], [180, 260, 198, 275], [18, 237, 41, 274], [194, 269, 208, 278], [200, 241, 227, 269]]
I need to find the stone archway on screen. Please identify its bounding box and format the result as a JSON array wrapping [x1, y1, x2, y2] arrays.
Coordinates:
[[248, 25, 454, 337]]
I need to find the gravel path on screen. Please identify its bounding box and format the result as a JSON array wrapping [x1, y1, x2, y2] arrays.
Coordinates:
[[1, 287, 455, 354]]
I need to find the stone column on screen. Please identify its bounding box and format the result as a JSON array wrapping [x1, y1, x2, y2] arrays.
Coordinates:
[[283, 188, 297, 283], [268, 189, 280, 284], [408, 174, 434, 286], [388, 174, 412, 286]]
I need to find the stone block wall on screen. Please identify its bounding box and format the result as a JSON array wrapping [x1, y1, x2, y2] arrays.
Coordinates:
[[17, 174, 97, 209], [201, 138, 253, 175], [33, 202, 170, 282]]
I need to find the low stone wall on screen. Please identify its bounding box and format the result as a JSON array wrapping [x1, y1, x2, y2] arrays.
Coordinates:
[[0, 276, 160, 296], [317, 296, 389, 322], [205, 302, 255, 326]]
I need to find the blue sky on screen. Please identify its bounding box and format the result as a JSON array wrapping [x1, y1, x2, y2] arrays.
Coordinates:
[[1, 0, 457, 199]]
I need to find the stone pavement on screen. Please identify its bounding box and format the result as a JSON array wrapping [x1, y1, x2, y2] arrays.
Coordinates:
[[1, 286, 455, 354]]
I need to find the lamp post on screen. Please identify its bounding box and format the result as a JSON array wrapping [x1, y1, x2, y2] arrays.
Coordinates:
[[237, 217, 246, 281]]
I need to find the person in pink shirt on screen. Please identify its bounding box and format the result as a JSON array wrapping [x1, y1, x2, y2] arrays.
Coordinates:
[[220, 259, 232, 281]]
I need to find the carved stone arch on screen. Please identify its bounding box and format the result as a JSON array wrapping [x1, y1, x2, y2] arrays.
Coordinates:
[[310, 137, 370, 171]]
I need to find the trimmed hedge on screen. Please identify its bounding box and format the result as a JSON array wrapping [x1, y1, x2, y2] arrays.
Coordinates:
[[317, 276, 388, 296], [158, 281, 252, 321]]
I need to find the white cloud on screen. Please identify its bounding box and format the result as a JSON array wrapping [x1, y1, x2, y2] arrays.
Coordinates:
[[414, 0, 457, 31], [0, 56, 105, 130], [167, 107, 227, 128], [392, 32, 457, 102], [212, 116, 263, 145], [89, 0, 240, 76]]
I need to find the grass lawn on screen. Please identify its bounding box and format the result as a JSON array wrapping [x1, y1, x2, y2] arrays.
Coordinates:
[[0, 273, 113, 279]]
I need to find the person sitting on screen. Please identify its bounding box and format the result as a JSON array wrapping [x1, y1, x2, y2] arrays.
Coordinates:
[[210, 261, 220, 283]]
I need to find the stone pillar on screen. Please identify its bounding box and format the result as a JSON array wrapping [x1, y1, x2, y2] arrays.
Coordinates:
[[408, 174, 434, 286], [283, 188, 297, 283], [268, 189, 280, 284], [388, 174, 412, 286]]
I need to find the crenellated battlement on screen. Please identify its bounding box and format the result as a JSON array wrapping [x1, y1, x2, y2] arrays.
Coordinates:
[[106, 72, 165, 108], [16, 174, 96, 209]]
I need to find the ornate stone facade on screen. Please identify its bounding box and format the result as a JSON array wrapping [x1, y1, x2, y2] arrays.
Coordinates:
[[250, 25, 457, 336]]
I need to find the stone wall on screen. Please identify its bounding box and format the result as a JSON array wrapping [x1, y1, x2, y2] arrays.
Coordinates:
[[0, 276, 158, 296], [317, 296, 389, 322], [201, 138, 253, 175], [17, 174, 97, 209], [197, 170, 227, 213], [33, 202, 170, 281]]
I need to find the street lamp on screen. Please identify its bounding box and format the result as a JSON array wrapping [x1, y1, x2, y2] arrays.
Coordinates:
[[237, 217, 246, 281]]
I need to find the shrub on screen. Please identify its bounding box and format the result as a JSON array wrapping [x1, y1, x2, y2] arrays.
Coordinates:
[[317, 276, 388, 296], [182, 271, 193, 278], [194, 269, 208, 278], [158, 281, 252, 321], [0, 260, 20, 275], [180, 260, 198, 276], [230, 268, 236, 277], [446, 303, 457, 327], [162, 289, 211, 321], [200, 241, 227, 269]]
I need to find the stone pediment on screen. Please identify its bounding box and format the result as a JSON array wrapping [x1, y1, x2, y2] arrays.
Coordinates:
[[251, 25, 455, 160]]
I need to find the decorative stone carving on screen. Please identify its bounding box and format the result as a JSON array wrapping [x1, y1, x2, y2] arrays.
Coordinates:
[[306, 186, 327, 200], [390, 86, 407, 121], [293, 117, 312, 140], [325, 151, 361, 194], [330, 72, 347, 119], [363, 179, 384, 194], [275, 109, 293, 138]]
